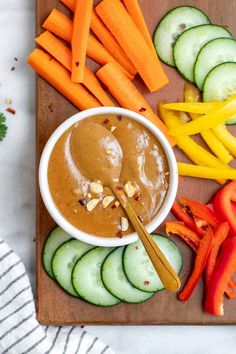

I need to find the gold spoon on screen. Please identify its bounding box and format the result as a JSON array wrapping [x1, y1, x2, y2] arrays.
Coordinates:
[[70, 121, 181, 292]]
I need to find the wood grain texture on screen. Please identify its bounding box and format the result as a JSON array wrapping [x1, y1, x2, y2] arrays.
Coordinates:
[[36, 0, 236, 325]]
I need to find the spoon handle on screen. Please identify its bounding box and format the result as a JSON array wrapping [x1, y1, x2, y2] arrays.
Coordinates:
[[112, 185, 181, 292]]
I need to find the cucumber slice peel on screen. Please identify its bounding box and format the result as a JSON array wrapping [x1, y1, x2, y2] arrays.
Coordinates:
[[194, 37, 236, 90], [42, 227, 72, 278], [101, 247, 155, 303], [52, 239, 94, 297], [72, 247, 121, 307], [174, 24, 232, 82], [154, 6, 210, 67], [123, 234, 182, 293]]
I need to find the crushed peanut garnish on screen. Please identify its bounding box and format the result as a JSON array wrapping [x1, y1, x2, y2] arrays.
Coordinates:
[[124, 181, 138, 198], [121, 217, 129, 232], [102, 195, 115, 208], [90, 181, 103, 194], [86, 199, 99, 212]]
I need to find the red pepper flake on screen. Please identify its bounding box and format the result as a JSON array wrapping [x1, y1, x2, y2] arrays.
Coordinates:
[[48, 103, 55, 112], [78, 199, 87, 206], [75, 61, 79, 67], [115, 186, 123, 191], [144, 280, 149, 285], [111, 204, 116, 209], [117, 115, 122, 121], [139, 107, 147, 112], [134, 195, 141, 201], [116, 230, 123, 238], [6, 108, 16, 115], [103, 118, 110, 124], [11, 67, 15, 71]]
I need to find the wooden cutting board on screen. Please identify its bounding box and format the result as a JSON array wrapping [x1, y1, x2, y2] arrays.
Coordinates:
[[36, 0, 236, 325]]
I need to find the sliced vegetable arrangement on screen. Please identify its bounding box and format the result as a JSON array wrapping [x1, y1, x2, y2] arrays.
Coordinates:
[[166, 182, 236, 316], [43, 228, 182, 306], [33, 1, 236, 319], [28, 0, 172, 143], [160, 83, 236, 182], [155, 5, 236, 109]]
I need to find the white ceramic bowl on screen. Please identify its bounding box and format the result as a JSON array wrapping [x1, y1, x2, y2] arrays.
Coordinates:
[[39, 107, 178, 247]]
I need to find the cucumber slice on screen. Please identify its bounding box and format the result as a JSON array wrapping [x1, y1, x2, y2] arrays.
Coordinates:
[[203, 62, 236, 125], [123, 234, 182, 292], [174, 24, 232, 82], [101, 247, 155, 303], [194, 38, 236, 90], [226, 117, 236, 125], [154, 6, 210, 67], [72, 247, 121, 307], [52, 239, 94, 297], [43, 227, 72, 278], [203, 62, 236, 101]]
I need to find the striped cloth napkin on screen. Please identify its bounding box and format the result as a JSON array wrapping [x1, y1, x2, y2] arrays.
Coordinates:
[[0, 238, 115, 354]]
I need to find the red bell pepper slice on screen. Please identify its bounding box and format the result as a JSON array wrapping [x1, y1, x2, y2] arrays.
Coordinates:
[[171, 200, 200, 235], [165, 221, 200, 252], [213, 181, 236, 236], [178, 227, 213, 302], [180, 197, 218, 228], [204, 237, 236, 316], [205, 222, 229, 285], [225, 278, 236, 299]]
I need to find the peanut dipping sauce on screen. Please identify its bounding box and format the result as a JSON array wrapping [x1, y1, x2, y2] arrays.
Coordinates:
[[48, 115, 169, 238]]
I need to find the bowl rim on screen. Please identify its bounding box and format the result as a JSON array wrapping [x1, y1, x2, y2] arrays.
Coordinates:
[[39, 107, 178, 247]]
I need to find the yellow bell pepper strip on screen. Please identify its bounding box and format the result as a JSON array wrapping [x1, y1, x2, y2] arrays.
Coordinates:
[[168, 94, 236, 136], [213, 124, 236, 158], [178, 164, 236, 180], [163, 101, 223, 114], [159, 105, 231, 181], [184, 83, 233, 165]]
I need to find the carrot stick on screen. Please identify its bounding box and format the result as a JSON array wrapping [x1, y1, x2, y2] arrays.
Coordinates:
[[122, 0, 156, 54], [28, 49, 101, 110], [60, 0, 137, 76], [60, 0, 75, 12], [90, 10, 137, 76], [96, 0, 169, 92], [35, 31, 114, 106], [96, 62, 175, 146], [42, 9, 134, 79], [71, 0, 93, 83]]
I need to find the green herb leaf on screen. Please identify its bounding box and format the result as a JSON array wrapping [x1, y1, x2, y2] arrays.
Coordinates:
[[0, 112, 8, 141]]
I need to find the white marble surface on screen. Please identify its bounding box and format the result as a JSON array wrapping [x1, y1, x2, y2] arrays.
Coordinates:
[[1, 1, 236, 353]]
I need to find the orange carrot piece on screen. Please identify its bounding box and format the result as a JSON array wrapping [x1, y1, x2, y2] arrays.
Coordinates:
[[35, 31, 114, 106], [90, 9, 137, 76], [71, 0, 93, 83], [60, 0, 75, 12], [60, 0, 137, 76], [96, 62, 175, 146], [42, 9, 134, 79], [122, 0, 155, 54], [96, 0, 169, 92], [28, 49, 101, 110]]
